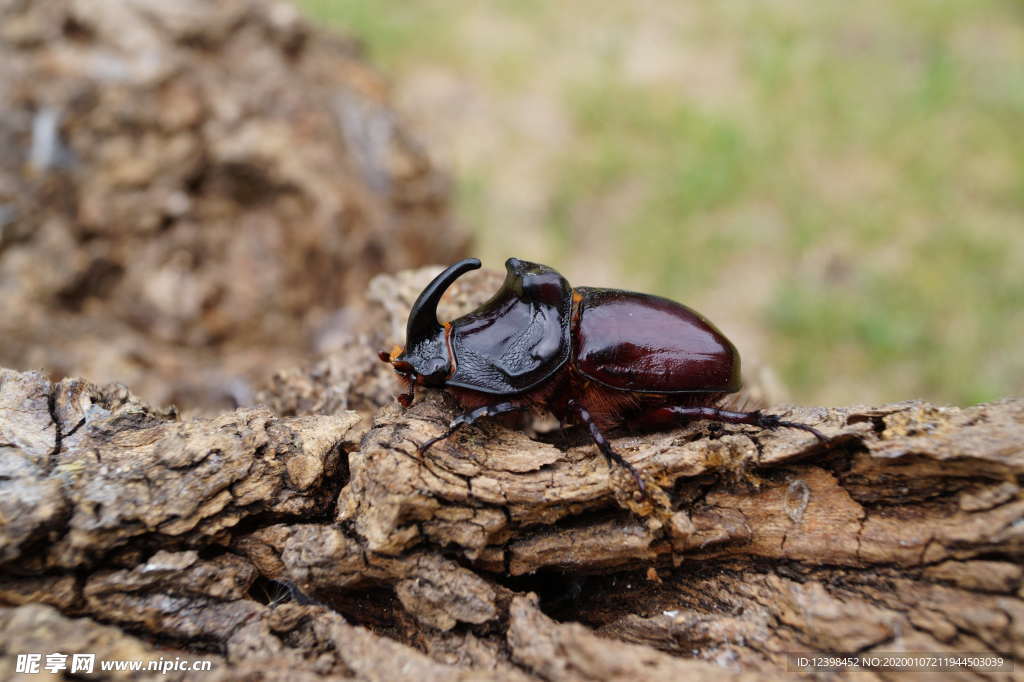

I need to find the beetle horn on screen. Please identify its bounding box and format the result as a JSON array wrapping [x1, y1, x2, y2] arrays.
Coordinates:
[[406, 258, 481, 344]]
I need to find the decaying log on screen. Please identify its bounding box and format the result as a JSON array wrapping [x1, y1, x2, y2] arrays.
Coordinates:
[[1, 265, 1022, 680]]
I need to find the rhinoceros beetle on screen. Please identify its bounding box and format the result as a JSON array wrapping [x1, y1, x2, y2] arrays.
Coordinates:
[[380, 258, 825, 492]]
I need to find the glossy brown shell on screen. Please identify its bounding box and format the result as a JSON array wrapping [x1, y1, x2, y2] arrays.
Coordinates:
[[573, 287, 741, 394]]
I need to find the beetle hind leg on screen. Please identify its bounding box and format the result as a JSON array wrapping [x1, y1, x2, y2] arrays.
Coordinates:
[[569, 399, 646, 493], [631, 405, 826, 442]]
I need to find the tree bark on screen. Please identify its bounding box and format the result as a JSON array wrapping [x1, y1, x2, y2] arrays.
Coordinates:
[[1, 268, 1022, 680]]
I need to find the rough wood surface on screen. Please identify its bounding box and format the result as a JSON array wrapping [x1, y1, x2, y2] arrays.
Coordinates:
[[1, 267, 1022, 680], [0, 0, 466, 412]]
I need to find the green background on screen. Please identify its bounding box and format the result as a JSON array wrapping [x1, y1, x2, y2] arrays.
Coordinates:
[[299, 0, 1024, 407]]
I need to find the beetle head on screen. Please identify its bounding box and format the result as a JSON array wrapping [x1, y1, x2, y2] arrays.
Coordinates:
[[379, 258, 481, 404]]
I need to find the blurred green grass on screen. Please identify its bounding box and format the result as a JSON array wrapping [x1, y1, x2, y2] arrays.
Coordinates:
[[299, 0, 1024, 406]]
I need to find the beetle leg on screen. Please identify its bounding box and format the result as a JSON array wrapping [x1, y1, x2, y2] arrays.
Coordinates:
[[631, 406, 827, 442], [418, 401, 525, 454], [569, 400, 646, 493]]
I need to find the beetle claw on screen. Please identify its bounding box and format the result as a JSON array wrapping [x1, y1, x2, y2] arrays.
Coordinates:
[[625, 463, 647, 494], [778, 420, 828, 442], [418, 433, 448, 454], [759, 413, 827, 442]]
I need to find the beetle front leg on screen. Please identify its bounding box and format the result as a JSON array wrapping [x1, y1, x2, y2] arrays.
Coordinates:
[[630, 405, 826, 442], [569, 400, 646, 493], [418, 401, 525, 454]]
